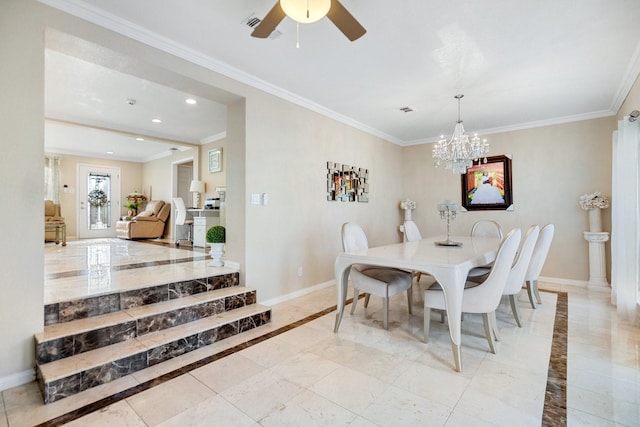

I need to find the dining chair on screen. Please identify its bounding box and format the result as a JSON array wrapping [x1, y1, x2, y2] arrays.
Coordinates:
[[172, 197, 194, 246], [467, 220, 504, 280], [524, 224, 555, 308], [342, 222, 413, 330], [403, 220, 425, 283], [502, 225, 540, 327], [423, 228, 521, 354]]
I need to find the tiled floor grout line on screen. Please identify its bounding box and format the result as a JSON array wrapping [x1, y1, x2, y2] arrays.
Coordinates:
[[33, 290, 567, 427]]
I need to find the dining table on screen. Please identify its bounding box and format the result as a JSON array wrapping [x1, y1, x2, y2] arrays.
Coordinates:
[[333, 234, 502, 372]]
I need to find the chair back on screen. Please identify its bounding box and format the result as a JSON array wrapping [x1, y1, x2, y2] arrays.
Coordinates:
[[172, 197, 188, 226], [403, 220, 423, 242], [504, 225, 540, 294], [525, 224, 555, 281], [471, 220, 503, 239], [341, 222, 369, 252], [463, 228, 521, 313]]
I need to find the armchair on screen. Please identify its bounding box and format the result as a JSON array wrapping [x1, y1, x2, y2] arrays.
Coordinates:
[[44, 200, 65, 242], [116, 200, 170, 240]]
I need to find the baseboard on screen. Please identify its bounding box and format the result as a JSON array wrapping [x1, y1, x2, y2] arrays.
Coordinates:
[[261, 280, 334, 306], [539, 276, 587, 288], [0, 368, 35, 392], [223, 260, 240, 270]]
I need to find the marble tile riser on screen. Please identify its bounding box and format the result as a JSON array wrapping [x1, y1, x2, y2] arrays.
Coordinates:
[[44, 273, 240, 325], [36, 289, 256, 364]]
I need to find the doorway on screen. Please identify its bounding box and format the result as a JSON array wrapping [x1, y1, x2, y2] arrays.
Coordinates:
[[77, 164, 121, 239]]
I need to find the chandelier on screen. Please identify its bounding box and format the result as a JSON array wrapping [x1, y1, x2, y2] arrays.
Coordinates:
[[433, 94, 489, 174]]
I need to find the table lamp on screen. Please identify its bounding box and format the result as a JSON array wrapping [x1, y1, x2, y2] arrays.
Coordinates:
[[189, 180, 205, 208]]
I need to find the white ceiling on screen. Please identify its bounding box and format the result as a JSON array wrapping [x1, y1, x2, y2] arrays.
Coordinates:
[[42, 0, 640, 161]]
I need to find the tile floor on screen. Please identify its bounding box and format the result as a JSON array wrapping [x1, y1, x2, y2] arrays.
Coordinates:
[[1, 239, 638, 426]]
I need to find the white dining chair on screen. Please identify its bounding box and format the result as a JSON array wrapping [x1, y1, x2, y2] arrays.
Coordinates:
[[403, 220, 425, 283], [524, 224, 555, 308], [342, 222, 413, 330], [172, 197, 194, 246], [467, 220, 504, 280], [502, 225, 540, 327], [423, 228, 521, 354]]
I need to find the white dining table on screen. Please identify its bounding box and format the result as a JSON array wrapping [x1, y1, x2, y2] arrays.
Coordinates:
[[333, 234, 502, 372]]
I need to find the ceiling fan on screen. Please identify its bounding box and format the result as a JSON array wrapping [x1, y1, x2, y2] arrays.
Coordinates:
[[251, 0, 366, 41]]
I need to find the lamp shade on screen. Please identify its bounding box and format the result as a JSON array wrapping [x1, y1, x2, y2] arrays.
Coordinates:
[[189, 180, 205, 193], [280, 0, 331, 23]]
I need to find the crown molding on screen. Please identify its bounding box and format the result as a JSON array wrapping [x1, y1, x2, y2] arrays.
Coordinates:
[[37, 0, 401, 145]]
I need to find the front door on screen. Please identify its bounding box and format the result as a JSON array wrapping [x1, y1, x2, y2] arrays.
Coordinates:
[[77, 164, 121, 238]]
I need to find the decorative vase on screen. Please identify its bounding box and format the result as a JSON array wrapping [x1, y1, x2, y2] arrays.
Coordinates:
[[209, 243, 225, 267], [588, 208, 602, 232], [403, 209, 412, 221]]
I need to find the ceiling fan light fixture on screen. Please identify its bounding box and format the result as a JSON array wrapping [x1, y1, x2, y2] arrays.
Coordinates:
[[280, 0, 331, 24]]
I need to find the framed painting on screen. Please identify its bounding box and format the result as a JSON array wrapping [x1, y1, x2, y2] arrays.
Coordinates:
[[461, 154, 513, 211], [208, 148, 222, 173]]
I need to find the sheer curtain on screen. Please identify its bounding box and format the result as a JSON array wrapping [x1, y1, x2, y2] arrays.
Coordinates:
[[611, 117, 640, 324], [44, 156, 61, 204]]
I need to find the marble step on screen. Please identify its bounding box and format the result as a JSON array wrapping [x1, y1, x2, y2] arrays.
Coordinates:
[[44, 272, 240, 325], [37, 303, 272, 404], [35, 286, 256, 364]]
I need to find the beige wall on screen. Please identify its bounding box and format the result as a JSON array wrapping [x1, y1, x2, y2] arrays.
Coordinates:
[[0, 0, 46, 385], [48, 153, 143, 239], [200, 139, 228, 201], [403, 117, 616, 282]]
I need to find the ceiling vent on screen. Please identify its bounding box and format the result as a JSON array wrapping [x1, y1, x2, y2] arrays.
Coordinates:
[[399, 107, 414, 113], [242, 13, 282, 39]]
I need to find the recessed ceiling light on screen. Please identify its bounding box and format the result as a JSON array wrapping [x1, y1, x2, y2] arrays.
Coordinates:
[[185, 98, 197, 105], [135, 137, 144, 141], [151, 118, 162, 123], [106, 151, 114, 154]]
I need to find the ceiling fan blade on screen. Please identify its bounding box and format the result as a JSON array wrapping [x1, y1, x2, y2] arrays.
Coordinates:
[[326, 0, 366, 41], [251, 2, 286, 38]]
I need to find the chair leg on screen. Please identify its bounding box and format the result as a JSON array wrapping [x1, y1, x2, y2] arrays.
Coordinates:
[[489, 311, 500, 341], [406, 286, 413, 315], [525, 280, 537, 309], [482, 313, 497, 354], [509, 294, 522, 327], [424, 306, 431, 343], [350, 289, 359, 315], [383, 297, 389, 330], [533, 280, 542, 304], [440, 310, 445, 323], [364, 293, 371, 308]]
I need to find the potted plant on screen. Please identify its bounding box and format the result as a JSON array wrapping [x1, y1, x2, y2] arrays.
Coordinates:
[[125, 201, 139, 217], [206, 225, 226, 267]]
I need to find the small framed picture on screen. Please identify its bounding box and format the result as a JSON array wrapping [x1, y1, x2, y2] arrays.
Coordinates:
[[209, 148, 222, 173], [461, 155, 513, 210]]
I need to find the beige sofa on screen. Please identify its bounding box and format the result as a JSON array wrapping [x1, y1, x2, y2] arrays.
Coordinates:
[[44, 200, 65, 242], [116, 200, 170, 240]]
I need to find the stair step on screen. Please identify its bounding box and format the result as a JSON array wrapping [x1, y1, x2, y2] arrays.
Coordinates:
[[35, 287, 257, 364], [44, 272, 240, 325], [37, 304, 271, 404]]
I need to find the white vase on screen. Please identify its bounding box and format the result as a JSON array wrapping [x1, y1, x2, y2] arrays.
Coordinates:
[[404, 209, 412, 221], [209, 243, 225, 267], [588, 208, 602, 232]]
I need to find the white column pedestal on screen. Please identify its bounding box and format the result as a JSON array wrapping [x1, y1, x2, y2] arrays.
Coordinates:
[[583, 231, 610, 290]]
